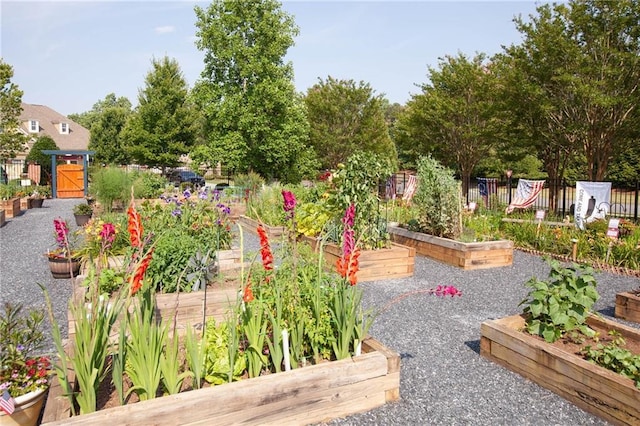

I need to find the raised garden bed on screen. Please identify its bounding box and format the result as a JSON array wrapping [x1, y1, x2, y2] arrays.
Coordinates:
[[237, 215, 286, 239], [615, 291, 640, 323], [388, 226, 513, 270], [300, 235, 415, 282], [0, 209, 5, 227], [0, 197, 21, 218], [41, 337, 400, 425], [480, 314, 640, 425]]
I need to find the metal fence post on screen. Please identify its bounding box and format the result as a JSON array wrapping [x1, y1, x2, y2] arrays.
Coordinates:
[[562, 179, 567, 218], [635, 180, 639, 222]]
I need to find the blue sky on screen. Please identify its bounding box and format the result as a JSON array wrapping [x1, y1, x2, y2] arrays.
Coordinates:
[[2, 1, 549, 116]]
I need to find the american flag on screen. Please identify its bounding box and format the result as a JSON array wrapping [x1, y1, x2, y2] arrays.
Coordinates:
[[385, 176, 396, 200], [402, 174, 418, 202], [506, 179, 546, 214], [1, 390, 15, 415]]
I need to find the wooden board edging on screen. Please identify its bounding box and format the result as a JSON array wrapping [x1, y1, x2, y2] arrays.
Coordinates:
[[480, 314, 640, 425], [41, 337, 400, 426]]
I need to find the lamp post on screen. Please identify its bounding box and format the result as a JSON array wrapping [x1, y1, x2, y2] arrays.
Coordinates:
[[506, 170, 513, 205]]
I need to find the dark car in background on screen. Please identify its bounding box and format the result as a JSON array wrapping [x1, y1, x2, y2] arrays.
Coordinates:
[[168, 170, 206, 188]]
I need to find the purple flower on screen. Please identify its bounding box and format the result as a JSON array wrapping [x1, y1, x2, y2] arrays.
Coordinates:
[[212, 189, 221, 201], [172, 208, 182, 217], [198, 188, 208, 200], [183, 189, 192, 199], [216, 203, 231, 215]]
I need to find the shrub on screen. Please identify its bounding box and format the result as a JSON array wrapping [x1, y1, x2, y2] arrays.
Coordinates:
[[132, 170, 168, 199], [412, 156, 462, 239], [90, 166, 131, 212]]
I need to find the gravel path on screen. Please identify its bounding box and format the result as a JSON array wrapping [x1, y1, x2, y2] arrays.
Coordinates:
[[1, 198, 639, 425]]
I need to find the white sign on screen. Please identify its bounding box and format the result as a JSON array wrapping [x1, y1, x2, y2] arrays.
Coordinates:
[[535, 210, 546, 220], [607, 218, 620, 239], [468, 202, 477, 212], [574, 181, 612, 230]]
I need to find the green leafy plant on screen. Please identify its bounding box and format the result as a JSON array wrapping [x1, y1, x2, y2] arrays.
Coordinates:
[[580, 331, 640, 389], [184, 324, 207, 390], [202, 320, 246, 385], [411, 155, 462, 239], [519, 259, 600, 343], [90, 166, 131, 212], [159, 335, 191, 395], [73, 203, 93, 216]]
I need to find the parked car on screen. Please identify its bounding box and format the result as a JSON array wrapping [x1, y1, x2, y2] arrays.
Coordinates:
[[168, 170, 206, 188]]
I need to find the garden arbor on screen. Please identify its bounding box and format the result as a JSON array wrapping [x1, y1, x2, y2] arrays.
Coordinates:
[[41, 150, 94, 198]]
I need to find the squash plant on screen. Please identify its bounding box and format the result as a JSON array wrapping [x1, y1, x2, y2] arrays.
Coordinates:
[[519, 259, 599, 343]]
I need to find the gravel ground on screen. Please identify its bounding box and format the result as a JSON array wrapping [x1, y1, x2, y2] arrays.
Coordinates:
[[1, 198, 639, 425]]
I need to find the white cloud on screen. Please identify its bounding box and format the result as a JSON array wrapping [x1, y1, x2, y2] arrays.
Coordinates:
[[155, 25, 176, 35]]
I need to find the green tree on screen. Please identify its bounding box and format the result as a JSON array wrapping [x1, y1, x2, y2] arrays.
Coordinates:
[[121, 56, 196, 171], [395, 53, 505, 194], [68, 93, 132, 131], [89, 107, 130, 165], [0, 59, 27, 161], [192, 0, 311, 183], [303, 76, 397, 170], [25, 135, 58, 184]]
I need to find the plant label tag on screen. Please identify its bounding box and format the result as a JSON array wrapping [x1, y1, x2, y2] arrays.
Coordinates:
[[535, 210, 545, 221], [607, 218, 620, 239], [468, 202, 476, 212]]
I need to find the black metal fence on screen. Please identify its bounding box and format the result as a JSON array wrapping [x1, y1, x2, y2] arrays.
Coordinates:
[[465, 178, 639, 221], [384, 172, 640, 222]]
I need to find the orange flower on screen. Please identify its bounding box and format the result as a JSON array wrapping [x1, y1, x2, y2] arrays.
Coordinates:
[[130, 249, 153, 295], [257, 224, 274, 271], [127, 203, 143, 248], [243, 284, 254, 303], [336, 248, 360, 286]]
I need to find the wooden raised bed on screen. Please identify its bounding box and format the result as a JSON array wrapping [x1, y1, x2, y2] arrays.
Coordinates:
[[480, 314, 640, 426], [300, 235, 415, 282], [237, 215, 286, 239], [388, 226, 513, 270], [0, 209, 4, 227], [0, 197, 21, 218], [69, 249, 244, 340], [615, 291, 640, 323], [41, 337, 400, 425]]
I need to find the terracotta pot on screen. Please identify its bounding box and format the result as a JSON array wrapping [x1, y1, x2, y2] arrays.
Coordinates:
[[0, 388, 47, 426], [47, 256, 81, 279]]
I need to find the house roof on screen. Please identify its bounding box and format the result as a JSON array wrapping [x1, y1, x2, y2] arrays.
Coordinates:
[[18, 103, 89, 152]]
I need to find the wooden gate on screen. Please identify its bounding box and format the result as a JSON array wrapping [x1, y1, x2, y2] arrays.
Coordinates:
[[56, 164, 85, 198]]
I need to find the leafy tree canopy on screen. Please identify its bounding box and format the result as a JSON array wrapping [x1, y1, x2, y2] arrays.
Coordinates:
[[121, 56, 196, 171], [68, 93, 132, 131], [192, 0, 312, 183], [303, 76, 398, 170], [0, 59, 28, 161]]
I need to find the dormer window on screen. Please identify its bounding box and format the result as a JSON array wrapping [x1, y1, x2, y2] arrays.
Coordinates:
[[60, 122, 69, 134], [29, 120, 39, 133]]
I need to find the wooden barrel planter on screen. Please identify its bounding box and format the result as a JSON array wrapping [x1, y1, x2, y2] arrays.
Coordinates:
[[41, 337, 400, 426], [48, 256, 82, 279], [388, 226, 513, 270], [480, 314, 640, 425]]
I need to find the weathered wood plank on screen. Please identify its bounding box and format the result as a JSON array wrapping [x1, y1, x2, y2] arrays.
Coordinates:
[[615, 292, 640, 323], [42, 340, 399, 426]]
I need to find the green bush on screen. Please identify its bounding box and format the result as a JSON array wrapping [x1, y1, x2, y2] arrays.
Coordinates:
[[412, 156, 462, 239], [131, 170, 168, 199], [90, 166, 131, 212]]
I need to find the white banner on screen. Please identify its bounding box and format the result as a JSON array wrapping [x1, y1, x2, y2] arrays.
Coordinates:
[[574, 181, 612, 230]]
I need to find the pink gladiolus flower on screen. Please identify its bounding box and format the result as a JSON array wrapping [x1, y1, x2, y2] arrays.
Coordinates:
[[341, 204, 355, 227], [281, 190, 296, 220], [100, 223, 116, 244], [433, 285, 462, 297]]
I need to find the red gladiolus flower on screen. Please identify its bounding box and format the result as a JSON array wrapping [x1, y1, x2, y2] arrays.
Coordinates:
[[243, 284, 254, 303], [130, 249, 153, 295], [257, 225, 274, 271], [127, 204, 143, 248], [337, 248, 360, 286]]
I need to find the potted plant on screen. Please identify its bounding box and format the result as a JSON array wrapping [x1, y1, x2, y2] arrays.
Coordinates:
[[72, 203, 93, 226], [47, 218, 81, 278], [0, 183, 21, 218], [28, 186, 49, 208], [0, 302, 52, 426]]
